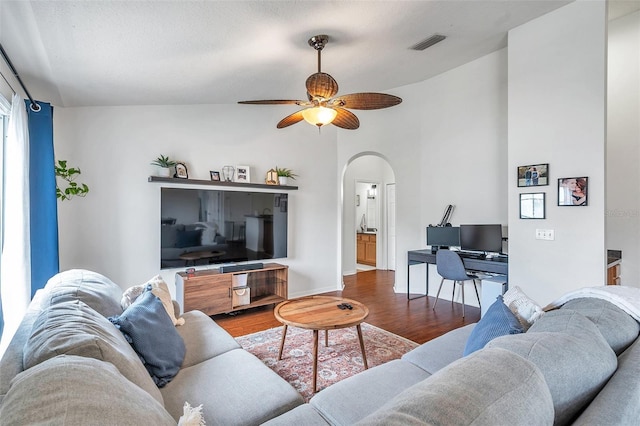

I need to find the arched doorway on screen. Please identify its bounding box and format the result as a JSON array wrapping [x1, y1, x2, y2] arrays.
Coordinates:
[[341, 153, 396, 280]]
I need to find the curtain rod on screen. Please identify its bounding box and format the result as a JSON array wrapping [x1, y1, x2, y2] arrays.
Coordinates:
[[0, 43, 41, 112]]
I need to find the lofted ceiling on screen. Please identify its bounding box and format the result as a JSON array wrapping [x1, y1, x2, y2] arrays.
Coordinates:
[[0, 0, 634, 108]]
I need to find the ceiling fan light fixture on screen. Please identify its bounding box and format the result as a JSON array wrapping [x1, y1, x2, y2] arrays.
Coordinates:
[[302, 106, 337, 127]]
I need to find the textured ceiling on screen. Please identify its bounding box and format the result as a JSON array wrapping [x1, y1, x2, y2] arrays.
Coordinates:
[[2, 0, 630, 108]]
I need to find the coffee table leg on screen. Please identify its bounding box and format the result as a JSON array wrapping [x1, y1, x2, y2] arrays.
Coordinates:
[[278, 325, 288, 360], [313, 329, 319, 392], [356, 324, 368, 370], [325, 330, 328, 346]]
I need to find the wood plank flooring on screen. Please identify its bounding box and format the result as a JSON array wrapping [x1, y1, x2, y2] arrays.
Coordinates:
[[212, 270, 480, 344]]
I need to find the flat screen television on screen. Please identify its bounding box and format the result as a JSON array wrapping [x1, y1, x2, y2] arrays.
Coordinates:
[[426, 226, 460, 248], [459, 224, 503, 254], [160, 187, 288, 269]]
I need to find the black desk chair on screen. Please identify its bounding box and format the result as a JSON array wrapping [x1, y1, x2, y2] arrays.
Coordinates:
[[433, 250, 481, 318]]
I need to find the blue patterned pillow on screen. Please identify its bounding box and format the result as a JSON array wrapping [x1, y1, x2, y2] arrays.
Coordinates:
[[109, 286, 185, 387], [463, 295, 524, 356]]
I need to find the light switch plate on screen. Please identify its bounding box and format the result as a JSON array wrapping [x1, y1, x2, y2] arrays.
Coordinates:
[[535, 229, 555, 240]]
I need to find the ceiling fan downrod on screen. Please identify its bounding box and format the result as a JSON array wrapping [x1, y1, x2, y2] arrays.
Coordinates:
[[308, 35, 328, 73]]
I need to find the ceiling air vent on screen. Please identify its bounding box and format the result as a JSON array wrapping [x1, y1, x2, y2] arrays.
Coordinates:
[[410, 34, 446, 51]]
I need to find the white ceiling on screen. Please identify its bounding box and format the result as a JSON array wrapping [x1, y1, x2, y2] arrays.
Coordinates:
[[0, 0, 636, 108]]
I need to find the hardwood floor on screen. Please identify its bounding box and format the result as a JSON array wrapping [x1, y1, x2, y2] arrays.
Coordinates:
[[213, 270, 480, 344]]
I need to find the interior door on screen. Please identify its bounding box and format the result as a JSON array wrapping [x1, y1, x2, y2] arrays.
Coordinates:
[[386, 183, 396, 270]]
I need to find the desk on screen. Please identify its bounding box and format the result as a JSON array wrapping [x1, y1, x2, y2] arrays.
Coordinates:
[[407, 249, 508, 300]]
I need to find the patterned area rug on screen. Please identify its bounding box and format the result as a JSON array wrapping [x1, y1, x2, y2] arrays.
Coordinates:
[[236, 323, 418, 401]]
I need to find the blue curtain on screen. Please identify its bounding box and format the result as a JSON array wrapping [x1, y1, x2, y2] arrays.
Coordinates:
[[26, 100, 59, 297]]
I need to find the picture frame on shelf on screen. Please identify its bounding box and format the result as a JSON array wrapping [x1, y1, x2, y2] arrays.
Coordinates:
[[235, 165, 250, 183], [174, 162, 188, 179], [558, 177, 588, 206], [210, 171, 221, 181], [517, 163, 549, 187], [519, 192, 545, 219]]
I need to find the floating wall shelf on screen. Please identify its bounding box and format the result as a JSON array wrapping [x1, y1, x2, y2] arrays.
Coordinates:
[[148, 176, 298, 190]]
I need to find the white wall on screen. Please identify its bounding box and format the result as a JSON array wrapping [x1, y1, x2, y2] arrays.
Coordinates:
[[53, 104, 340, 297], [337, 49, 508, 304], [508, 0, 607, 305], [607, 10, 640, 286]]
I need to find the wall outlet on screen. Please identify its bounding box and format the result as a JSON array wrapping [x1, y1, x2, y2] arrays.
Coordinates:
[[535, 229, 555, 240]]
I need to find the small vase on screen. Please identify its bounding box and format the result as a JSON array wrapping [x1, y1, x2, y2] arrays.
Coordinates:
[[156, 167, 171, 178], [279, 176, 288, 186]]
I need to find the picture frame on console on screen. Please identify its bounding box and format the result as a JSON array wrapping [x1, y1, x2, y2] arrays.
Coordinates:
[[210, 171, 221, 181], [235, 165, 250, 183], [558, 177, 588, 206], [174, 162, 188, 179], [517, 163, 549, 187], [519, 192, 545, 219]]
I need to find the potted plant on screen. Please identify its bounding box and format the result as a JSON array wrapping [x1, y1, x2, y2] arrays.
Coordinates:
[[151, 155, 176, 177], [275, 167, 298, 186], [55, 160, 89, 201]]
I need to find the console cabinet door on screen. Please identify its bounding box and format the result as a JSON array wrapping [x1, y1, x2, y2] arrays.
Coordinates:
[[183, 275, 231, 315]]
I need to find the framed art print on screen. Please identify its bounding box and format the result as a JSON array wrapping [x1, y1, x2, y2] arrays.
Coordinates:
[[517, 163, 549, 187], [174, 162, 188, 179], [235, 165, 250, 183], [210, 171, 220, 181], [558, 177, 588, 206], [520, 192, 545, 219]]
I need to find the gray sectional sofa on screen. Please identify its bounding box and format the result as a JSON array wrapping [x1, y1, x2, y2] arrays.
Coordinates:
[[1, 269, 639, 425]]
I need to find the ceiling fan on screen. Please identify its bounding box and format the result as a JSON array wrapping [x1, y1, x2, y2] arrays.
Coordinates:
[[238, 35, 402, 130]]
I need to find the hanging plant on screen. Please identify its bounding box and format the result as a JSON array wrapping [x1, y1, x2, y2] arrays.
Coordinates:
[[55, 160, 89, 201]]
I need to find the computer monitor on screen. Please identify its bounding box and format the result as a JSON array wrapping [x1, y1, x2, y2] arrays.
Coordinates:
[[426, 226, 460, 249], [459, 224, 503, 254]]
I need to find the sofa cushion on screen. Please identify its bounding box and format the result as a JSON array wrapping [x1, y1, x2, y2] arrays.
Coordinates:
[[41, 269, 123, 317], [263, 404, 329, 425], [160, 348, 304, 425], [560, 297, 640, 354], [0, 355, 175, 425], [402, 324, 475, 374], [355, 347, 554, 425], [574, 336, 640, 425], [122, 275, 185, 326], [310, 359, 432, 425], [177, 310, 241, 368], [463, 295, 523, 355], [487, 310, 617, 425], [502, 285, 544, 330], [23, 299, 164, 404], [109, 288, 186, 387]]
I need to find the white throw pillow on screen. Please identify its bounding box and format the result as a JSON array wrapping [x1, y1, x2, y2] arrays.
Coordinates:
[[502, 286, 544, 330], [121, 275, 185, 326]]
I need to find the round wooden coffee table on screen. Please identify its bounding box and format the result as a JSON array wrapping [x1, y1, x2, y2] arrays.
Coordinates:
[[274, 295, 369, 392]]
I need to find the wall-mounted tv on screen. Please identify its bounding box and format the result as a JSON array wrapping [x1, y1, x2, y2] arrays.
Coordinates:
[[160, 187, 288, 269]]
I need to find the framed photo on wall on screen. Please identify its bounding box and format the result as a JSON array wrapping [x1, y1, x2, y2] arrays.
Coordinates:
[[558, 177, 588, 206], [517, 163, 549, 187], [235, 165, 250, 183], [519, 192, 545, 219]]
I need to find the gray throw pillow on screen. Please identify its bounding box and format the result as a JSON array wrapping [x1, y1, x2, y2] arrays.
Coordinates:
[[560, 298, 639, 354], [41, 269, 123, 317], [487, 310, 617, 425], [0, 355, 175, 425], [23, 299, 163, 404], [109, 287, 186, 387]]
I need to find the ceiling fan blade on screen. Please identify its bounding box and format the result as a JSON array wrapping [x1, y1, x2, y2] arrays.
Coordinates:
[[331, 108, 360, 130], [238, 100, 307, 105], [331, 93, 402, 110], [306, 73, 339, 99], [277, 110, 306, 129]]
